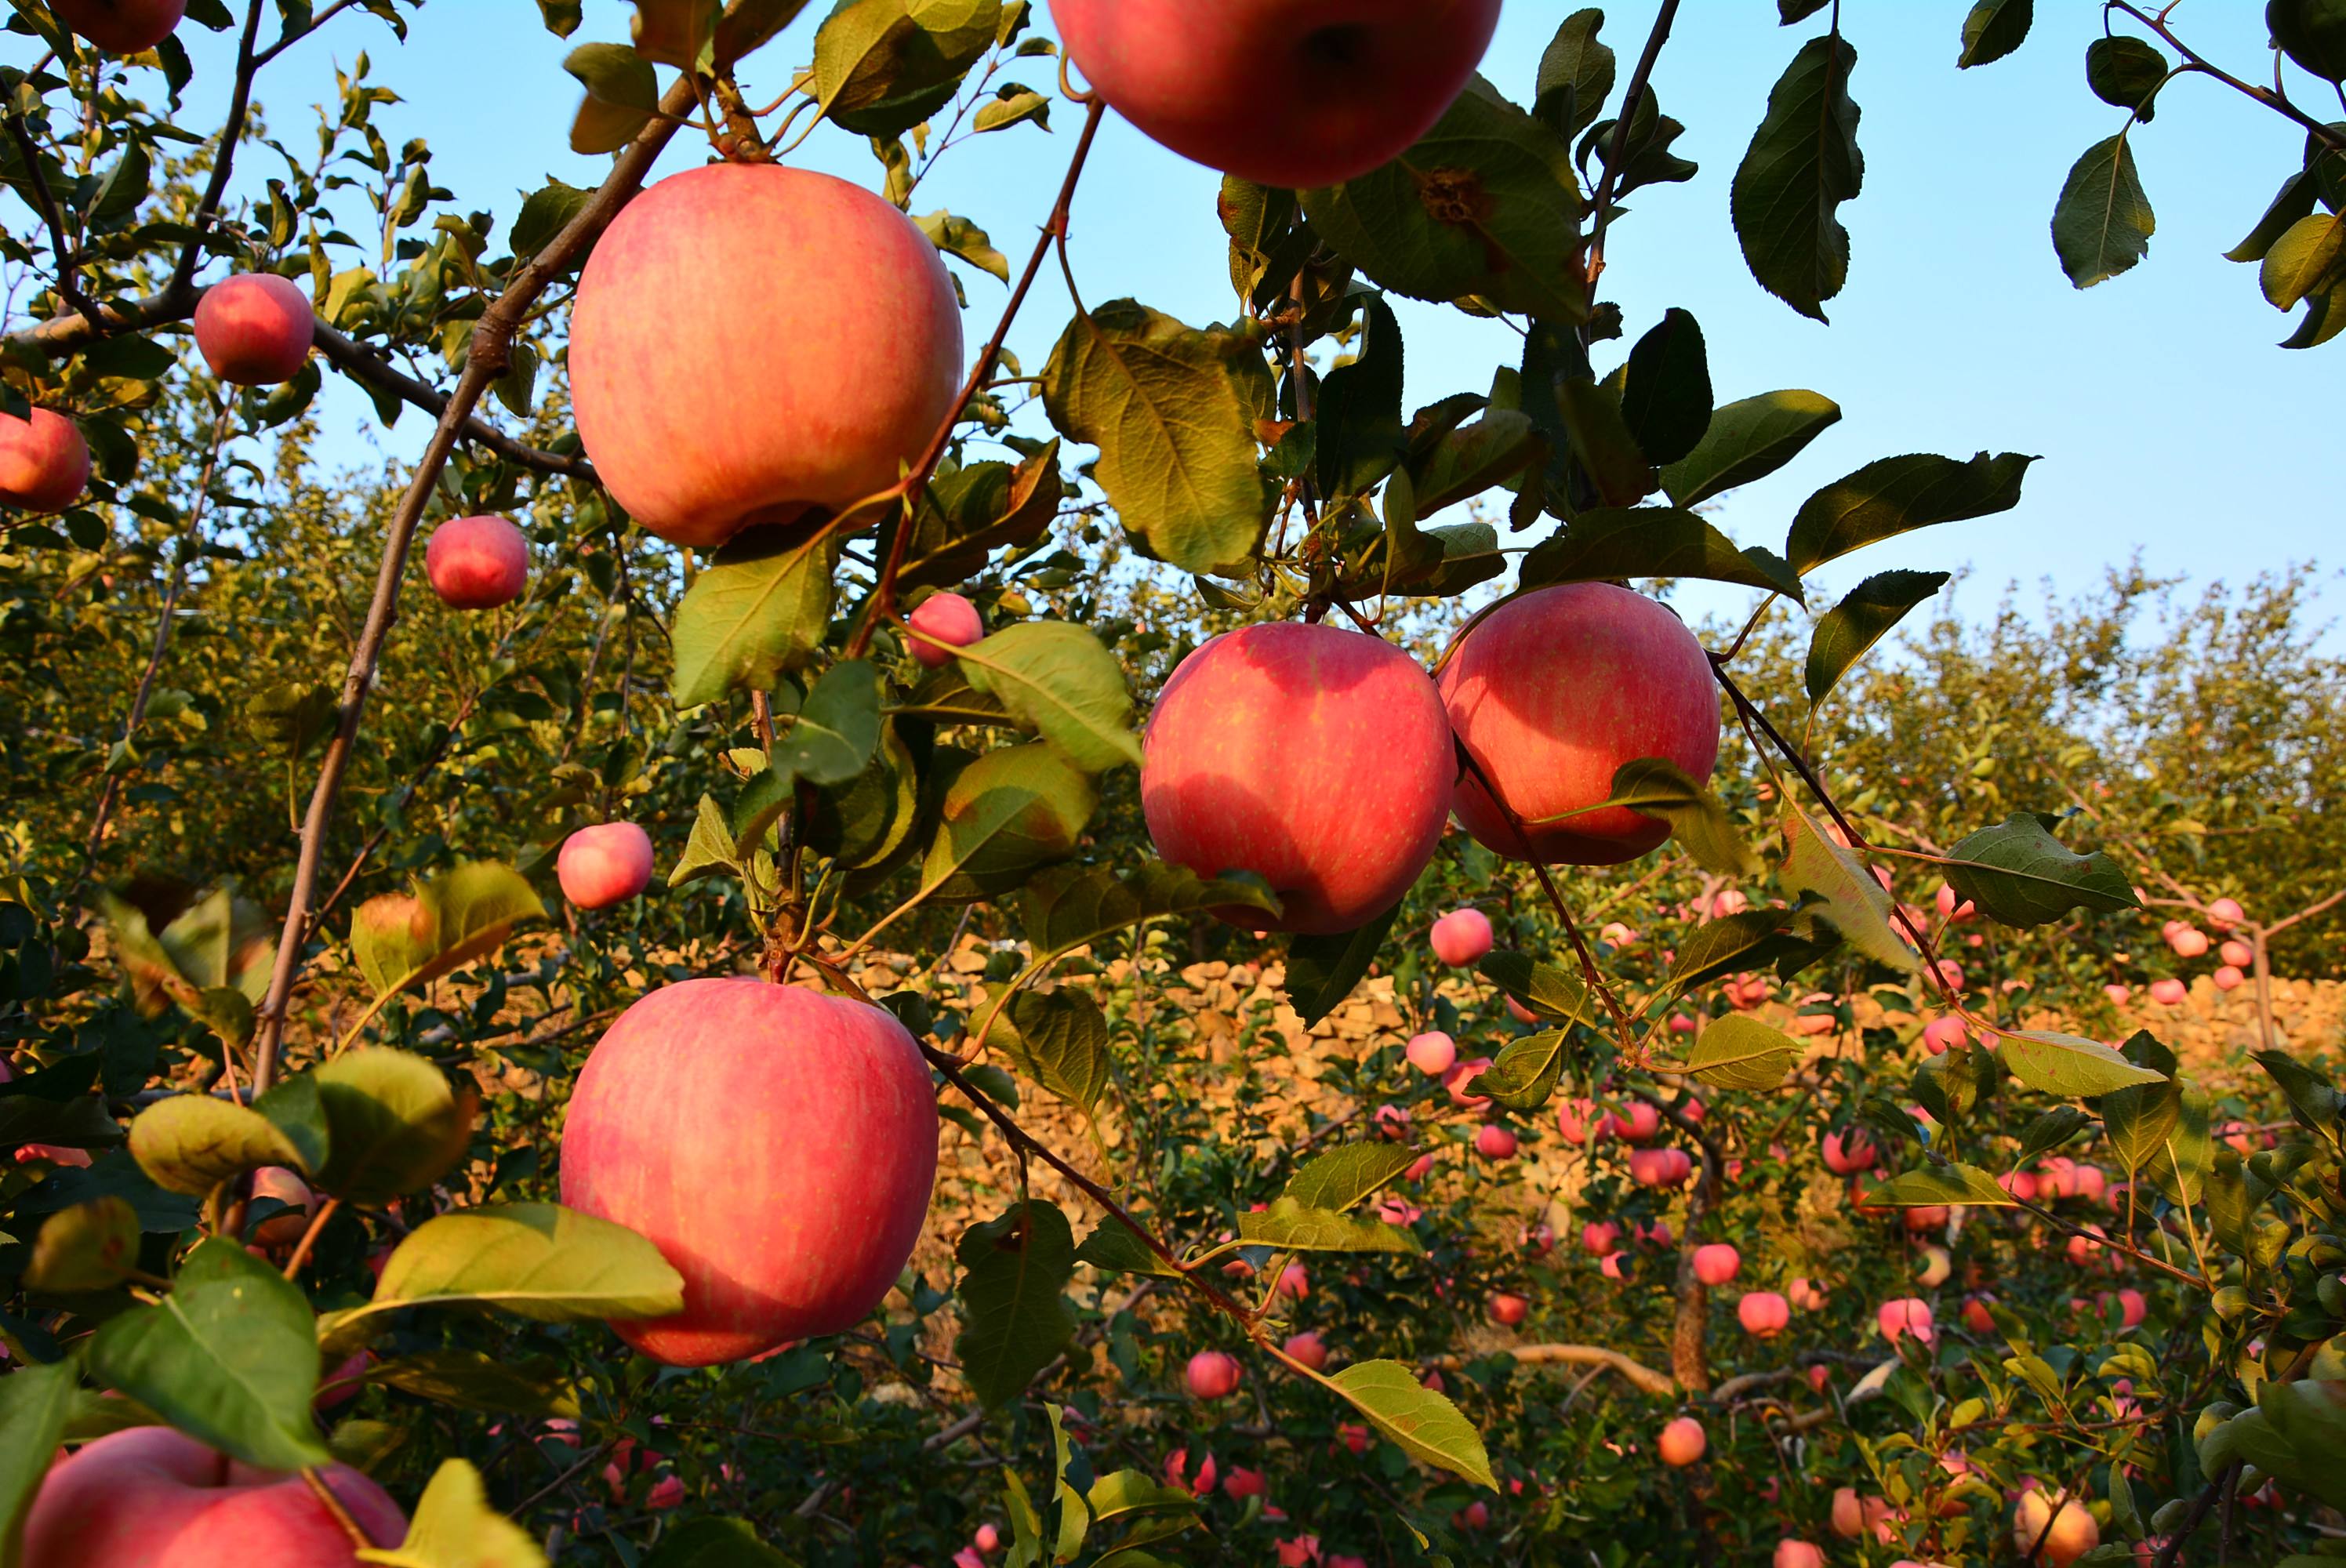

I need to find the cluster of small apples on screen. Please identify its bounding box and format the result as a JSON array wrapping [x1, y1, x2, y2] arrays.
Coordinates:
[[2148, 896, 2254, 1000]]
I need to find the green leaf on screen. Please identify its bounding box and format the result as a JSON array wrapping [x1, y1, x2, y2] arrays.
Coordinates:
[[1957, 0, 2033, 67], [1806, 569, 1951, 704], [1301, 77, 1587, 325], [2052, 132, 2155, 289], [13, 1149, 199, 1233], [1315, 295, 1406, 499], [2016, 1105, 2091, 1165], [313, 1049, 474, 1207], [1661, 389, 1840, 508], [1676, 1015, 1796, 1090], [348, 862, 544, 1004], [26, 1196, 142, 1293], [354, 1458, 547, 1568], [564, 43, 658, 155], [1732, 35, 1863, 321], [1944, 812, 2138, 927], [1403, 408, 1547, 518], [1785, 451, 2036, 574], [1039, 299, 1275, 576], [986, 989, 1111, 1118], [1862, 1164, 2014, 1206], [1553, 373, 1657, 506], [2144, 1084, 2212, 1207], [0, 1359, 75, 1566], [2261, 210, 2346, 312], [777, 659, 883, 786], [668, 794, 739, 891], [2086, 34, 2166, 116], [509, 180, 592, 263], [1778, 0, 1830, 20], [2101, 1074, 2183, 1178], [670, 524, 839, 708], [1237, 1198, 1421, 1255], [365, 1350, 579, 1420], [973, 85, 1049, 133], [899, 439, 1062, 589], [1618, 309, 1712, 467], [1999, 1030, 2168, 1097], [638, 1519, 797, 1568], [1284, 904, 1400, 1029], [914, 209, 1011, 283], [88, 1238, 326, 1472], [1661, 909, 1808, 994], [957, 622, 1142, 774], [2226, 168, 2319, 263], [1559, 757, 1760, 877], [919, 744, 1098, 902], [2253, 1049, 2345, 1133], [628, 0, 720, 68], [1019, 861, 1281, 961], [1520, 506, 1803, 599], [1073, 1220, 1184, 1280], [1477, 951, 1599, 1025], [954, 1200, 1078, 1409], [1534, 9, 1615, 140], [2270, 0, 2346, 82], [810, 0, 999, 138], [1781, 800, 1916, 971], [127, 1094, 309, 1196], [640, 1520, 795, 1568], [1467, 1029, 1571, 1112], [1284, 1144, 1419, 1213], [1321, 1360, 1495, 1490]]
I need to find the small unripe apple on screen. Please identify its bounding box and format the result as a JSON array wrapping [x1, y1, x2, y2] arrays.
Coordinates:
[[1916, 1245, 1952, 1288], [906, 591, 983, 667], [1822, 1129, 1877, 1174], [1774, 1541, 1825, 1568], [559, 822, 655, 909], [0, 408, 91, 512], [424, 514, 528, 609], [2213, 964, 2246, 992], [1692, 1243, 1739, 1287], [194, 273, 314, 385], [53, 0, 187, 52], [1429, 907, 1492, 967], [1487, 1291, 1528, 1326], [2218, 938, 2253, 967], [2167, 926, 2210, 958], [2012, 1486, 2100, 1568], [1186, 1349, 1242, 1399], [2149, 977, 2187, 1005], [1656, 1416, 1706, 1468], [1738, 1290, 1789, 1338], [1878, 1297, 1934, 1345], [1474, 1123, 1518, 1160], [1282, 1330, 1328, 1370], [1404, 1030, 1455, 1076]]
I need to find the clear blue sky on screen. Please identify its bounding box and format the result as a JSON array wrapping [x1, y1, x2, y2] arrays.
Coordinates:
[[77, 2, 2346, 633]]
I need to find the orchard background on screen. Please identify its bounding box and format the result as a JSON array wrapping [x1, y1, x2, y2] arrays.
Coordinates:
[[1, 2, 2344, 1566]]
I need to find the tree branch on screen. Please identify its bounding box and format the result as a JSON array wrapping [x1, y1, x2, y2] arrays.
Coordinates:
[[1581, 0, 1683, 303]]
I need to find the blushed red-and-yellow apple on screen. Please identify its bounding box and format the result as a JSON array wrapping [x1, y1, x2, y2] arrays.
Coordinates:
[[2149, 977, 2187, 1005], [1404, 1030, 1455, 1075], [1487, 1291, 1528, 1326], [1439, 583, 1720, 864], [193, 273, 312, 386], [1475, 1123, 1518, 1160], [559, 822, 655, 909], [907, 591, 984, 667], [1692, 1243, 1739, 1286], [1048, 0, 1502, 188], [1141, 622, 1452, 934], [1774, 1541, 1825, 1568], [1877, 1298, 1934, 1346], [0, 408, 91, 513], [559, 979, 938, 1366], [1657, 1416, 1706, 1467], [1738, 1291, 1789, 1338], [1282, 1330, 1327, 1370], [1186, 1349, 1242, 1399], [1429, 907, 1491, 966], [2012, 1486, 2100, 1568], [569, 165, 962, 550], [22, 1426, 405, 1566], [423, 514, 528, 610]]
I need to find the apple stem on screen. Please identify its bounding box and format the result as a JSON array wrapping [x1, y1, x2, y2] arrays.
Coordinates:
[[300, 1467, 377, 1550]]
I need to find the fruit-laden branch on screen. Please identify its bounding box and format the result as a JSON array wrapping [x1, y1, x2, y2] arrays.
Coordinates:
[[845, 96, 1109, 659], [169, 0, 270, 299], [245, 64, 708, 1095]]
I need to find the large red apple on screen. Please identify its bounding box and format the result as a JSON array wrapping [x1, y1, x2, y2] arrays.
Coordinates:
[[1439, 583, 1720, 864], [53, 0, 186, 53], [22, 1427, 405, 1566], [568, 165, 962, 550], [1140, 622, 1452, 934], [0, 408, 92, 512], [193, 274, 313, 386], [559, 979, 939, 1366], [1049, 0, 1502, 188]]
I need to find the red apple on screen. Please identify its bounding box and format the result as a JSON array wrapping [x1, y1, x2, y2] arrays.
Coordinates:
[[1429, 907, 1492, 967], [2207, 896, 2245, 929], [0, 408, 91, 512], [193, 273, 313, 386], [1903, 1204, 1950, 1233], [1487, 1292, 1528, 1326], [1141, 622, 1451, 934], [1963, 1294, 1997, 1334], [1439, 583, 1720, 864], [423, 514, 528, 610], [22, 1427, 405, 1565], [53, 0, 185, 52], [1877, 1297, 1934, 1346], [2218, 938, 2253, 967], [1049, 0, 1502, 188], [1404, 1030, 1455, 1075], [1788, 1277, 1826, 1311], [569, 165, 962, 550], [1656, 1416, 1705, 1467], [1692, 1243, 1739, 1286], [2167, 926, 2209, 958], [1282, 1330, 1328, 1370], [559, 822, 655, 909], [248, 1165, 316, 1249], [1556, 1097, 1596, 1144], [1443, 1057, 1494, 1110], [1821, 1129, 1876, 1174], [1921, 1015, 1969, 1054], [1738, 1290, 1789, 1338], [1475, 1123, 1517, 1160], [1222, 1466, 1267, 1501], [1607, 1101, 1661, 1143], [1935, 882, 1976, 921], [2148, 976, 2187, 1004], [2013, 1486, 2100, 1568], [2213, 964, 2246, 991], [906, 591, 984, 667], [1581, 1221, 1618, 1255], [1775, 1541, 1825, 1568], [559, 979, 938, 1365], [1186, 1349, 1242, 1399]]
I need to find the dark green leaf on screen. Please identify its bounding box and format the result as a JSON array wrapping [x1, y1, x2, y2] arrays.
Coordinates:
[[2017, 1105, 2092, 1165], [1661, 389, 1840, 508], [1805, 569, 1951, 704], [810, 0, 999, 137], [777, 660, 883, 786], [919, 744, 1097, 902], [1662, 909, 1807, 994], [2100, 1076, 2181, 1176], [986, 989, 1111, 1117], [1557, 757, 1760, 877], [1944, 812, 2139, 927], [0, 1359, 75, 1565], [1073, 1220, 1184, 1280], [1019, 861, 1280, 960], [2253, 1050, 2344, 1133], [2226, 169, 2319, 263], [1554, 373, 1656, 506], [1957, 0, 2033, 67], [1534, 9, 1615, 140], [1285, 904, 1400, 1029], [955, 1200, 1078, 1409], [2086, 34, 2167, 116], [510, 180, 592, 261], [1403, 408, 1546, 520], [1617, 308, 1711, 467], [2052, 132, 2155, 289], [1476, 951, 1599, 1026], [1467, 1029, 1571, 1112], [1785, 451, 2036, 574], [641, 1517, 797, 1568], [1315, 295, 1406, 499], [1521, 507, 1804, 600], [366, 1349, 580, 1419], [1732, 35, 1863, 321], [564, 44, 659, 155], [899, 439, 1062, 589]]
